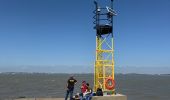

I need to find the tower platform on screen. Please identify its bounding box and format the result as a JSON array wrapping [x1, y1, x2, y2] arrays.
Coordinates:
[[96, 25, 112, 35], [92, 94, 127, 100], [14, 94, 127, 100]]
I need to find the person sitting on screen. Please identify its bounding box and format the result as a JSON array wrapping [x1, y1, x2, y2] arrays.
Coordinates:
[[80, 81, 87, 99], [81, 81, 87, 94], [96, 88, 103, 96], [84, 83, 92, 100], [73, 93, 80, 100]]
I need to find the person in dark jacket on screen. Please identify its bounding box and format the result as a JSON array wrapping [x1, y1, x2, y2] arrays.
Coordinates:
[[65, 76, 77, 100], [96, 88, 103, 96]]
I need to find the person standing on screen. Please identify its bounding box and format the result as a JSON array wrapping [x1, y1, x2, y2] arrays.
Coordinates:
[[65, 76, 77, 100]]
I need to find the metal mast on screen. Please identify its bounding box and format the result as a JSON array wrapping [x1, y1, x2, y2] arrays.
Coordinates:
[[93, 0, 117, 95]]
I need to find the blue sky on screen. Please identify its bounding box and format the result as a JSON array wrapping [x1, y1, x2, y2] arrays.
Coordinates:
[[0, 0, 170, 74]]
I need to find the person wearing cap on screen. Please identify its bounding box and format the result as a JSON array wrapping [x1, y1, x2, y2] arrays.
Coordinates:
[[65, 76, 77, 100]]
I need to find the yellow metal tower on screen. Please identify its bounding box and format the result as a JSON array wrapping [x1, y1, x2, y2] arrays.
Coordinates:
[[93, 0, 117, 95]]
